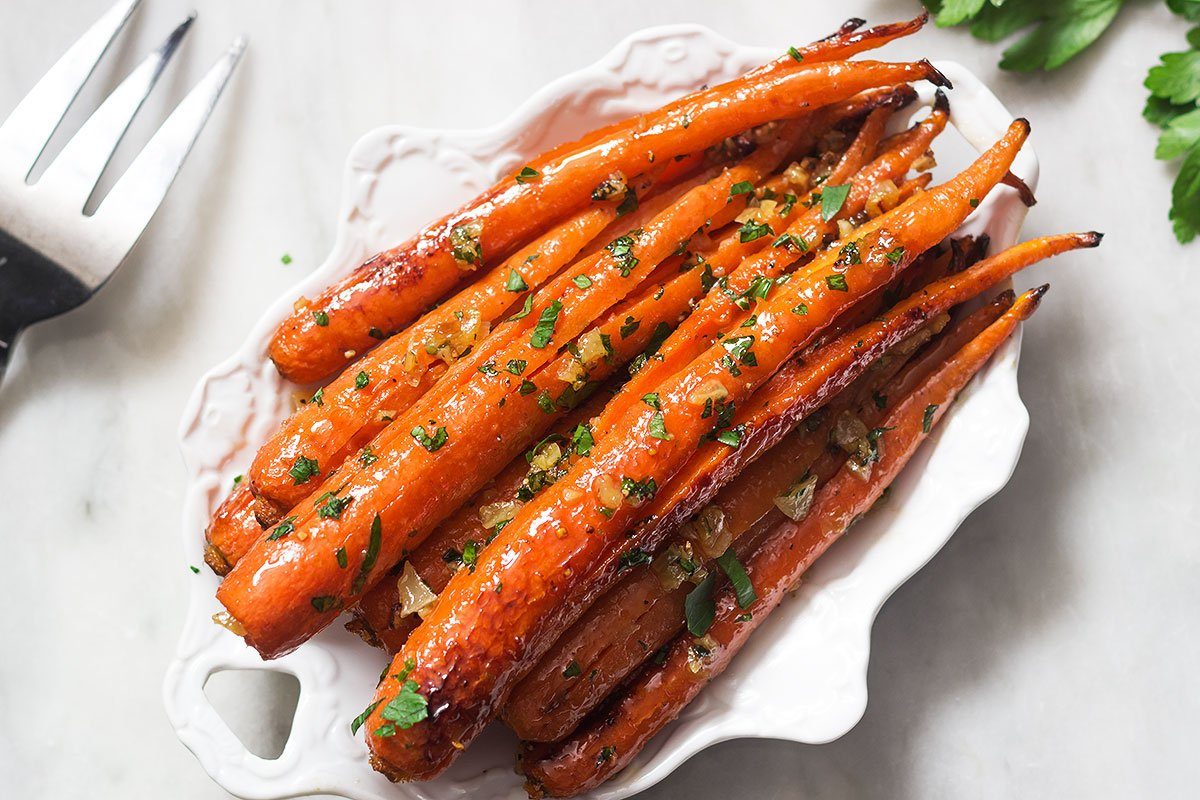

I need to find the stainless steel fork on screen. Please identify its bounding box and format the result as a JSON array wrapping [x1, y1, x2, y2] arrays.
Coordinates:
[[0, 0, 244, 377]]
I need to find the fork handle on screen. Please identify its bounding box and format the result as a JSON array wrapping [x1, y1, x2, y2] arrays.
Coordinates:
[[0, 229, 91, 380]]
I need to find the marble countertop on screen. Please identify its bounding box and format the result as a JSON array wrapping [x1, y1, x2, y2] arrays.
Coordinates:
[[2, 1, 1196, 798]]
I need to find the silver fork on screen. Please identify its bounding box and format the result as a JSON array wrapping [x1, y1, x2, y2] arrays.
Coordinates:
[[0, 0, 244, 377]]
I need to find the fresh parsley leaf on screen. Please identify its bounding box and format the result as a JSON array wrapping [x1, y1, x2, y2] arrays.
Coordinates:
[[923, 403, 940, 433], [684, 573, 717, 636], [820, 183, 851, 221], [573, 274, 593, 289], [738, 219, 773, 243], [1146, 46, 1200, 106], [1171, 143, 1200, 242], [716, 548, 757, 609], [289, 455, 320, 484], [380, 679, 429, 729], [1157, 106, 1200, 159], [530, 300, 563, 348], [562, 661, 583, 678], [411, 424, 449, 451], [505, 269, 528, 292], [350, 699, 383, 735], [515, 166, 540, 183]]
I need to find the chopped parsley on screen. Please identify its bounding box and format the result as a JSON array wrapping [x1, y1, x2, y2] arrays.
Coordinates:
[[449, 222, 483, 267], [530, 299, 563, 348], [788, 45, 804, 62], [316, 492, 350, 519], [572, 423, 594, 456], [509, 294, 534, 321], [738, 219, 773, 243], [820, 183, 852, 221], [505, 269, 528, 292], [350, 514, 383, 594], [649, 411, 672, 440], [350, 698, 383, 735], [684, 573, 717, 636], [267, 516, 296, 541], [312, 310, 329, 326], [562, 660, 583, 678], [886, 246, 906, 264], [618, 547, 652, 570], [289, 455, 320, 485], [716, 548, 757, 608], [923, 403, 940, 433], [773, 232, 809, 251], [310, 595, 339, 612], [605, 230, 642, 277], [573, 274, 593, 289], [729, 180, 755, 199], [515, 166, 540, 183], [620, 316, 640, 339], [826, 273, 849, 292], [506, 359, 527, 375], [359, 446, 378, 466], [411, 424, 449, 451], [354, 371, 370, 389]]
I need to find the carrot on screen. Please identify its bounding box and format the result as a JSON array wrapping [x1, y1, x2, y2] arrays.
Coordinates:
[[636, 230, 1098, 548], [517, 286, 1048, 798], [217, 170, 758, 658], [362, 121, 1035, 781], [268, 59, 948, 382], [591, 92, 951, 441], [203, 483, 260, 576], [347, 388, 616, 653], [522, 16, 928, 175], [250, 203, 624, 520], [503, 282, 1012, 742]]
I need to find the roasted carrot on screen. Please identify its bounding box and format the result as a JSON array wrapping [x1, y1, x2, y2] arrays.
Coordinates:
[[522, 16, 927, 176], [347, 387, 616, 654], [590, 93, 951, 442], [503, 284, 1011, 742], [636, 230, 1098, 548], [203, 483, 260, 576], [250, 202, 622, 520], [362, 121, 1034, 781], [518, 286, 1048, 798], [268, 59, 947, 382]]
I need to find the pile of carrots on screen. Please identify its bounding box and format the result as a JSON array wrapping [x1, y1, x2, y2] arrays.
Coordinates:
[[203, 15, 1099, 797]]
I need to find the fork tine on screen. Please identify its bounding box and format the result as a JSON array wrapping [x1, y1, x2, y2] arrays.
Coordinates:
[[0, 0, 141, 180], [37, 14, 196, 206], [92, 38, 245, 247]]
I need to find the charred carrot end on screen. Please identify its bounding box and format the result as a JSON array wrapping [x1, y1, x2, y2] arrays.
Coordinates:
[[518, 288, 1048, 798]]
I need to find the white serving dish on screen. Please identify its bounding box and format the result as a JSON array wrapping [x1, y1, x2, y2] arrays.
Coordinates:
[[165, 24, 1038, 800]]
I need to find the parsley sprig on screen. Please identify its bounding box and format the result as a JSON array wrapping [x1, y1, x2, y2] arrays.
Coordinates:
[[925, 0, 1200, 242]]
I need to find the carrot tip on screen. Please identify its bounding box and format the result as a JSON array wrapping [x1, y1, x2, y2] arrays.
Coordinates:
[[932, 88, 950, 114], [1083, 231, 1104, 247], [1030, 283, 1051, 301], [994, 288, 1017, 306], [920, 60, 953, 89], [1015, 117, 1032, 134]]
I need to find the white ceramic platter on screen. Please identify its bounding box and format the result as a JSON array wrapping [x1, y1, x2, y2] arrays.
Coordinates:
[[165, 24, 1039, 800]]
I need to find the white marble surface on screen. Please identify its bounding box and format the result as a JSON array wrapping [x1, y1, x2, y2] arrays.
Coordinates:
[[1, 1, 1196, 798]]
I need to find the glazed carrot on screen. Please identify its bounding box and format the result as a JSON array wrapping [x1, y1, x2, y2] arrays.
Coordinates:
[[522, 15, 927, 175], [502, 272, 1009, 742], [518, 287, 1047, 798], [591, 93, 951, 441], [348, 388, 616, 653], [363, 122, 1033, 781], [636, 230, 1099, 548], [249, 203, 622, 521], [217, 162, 761, 657], [203, 483, 260, 576], [268, 59, 948, 382]]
